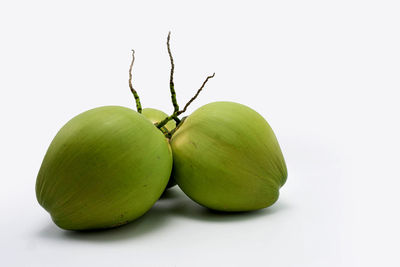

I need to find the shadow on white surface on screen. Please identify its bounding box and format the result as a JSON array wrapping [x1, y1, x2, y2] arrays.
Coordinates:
[[36, 187, 288, 242]]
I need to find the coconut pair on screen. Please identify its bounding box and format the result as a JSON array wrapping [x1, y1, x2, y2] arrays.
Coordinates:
[[36, 34, 287, 230]]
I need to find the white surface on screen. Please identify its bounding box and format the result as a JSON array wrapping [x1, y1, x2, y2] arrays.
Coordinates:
[[1, 1, 399, 266]]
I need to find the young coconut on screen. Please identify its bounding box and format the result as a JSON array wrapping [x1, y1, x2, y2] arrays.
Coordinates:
[[36, 50, 172, 230], [36, 106, 172, 230], [157, 34, 287, 212], [169, 102, 287, 212]]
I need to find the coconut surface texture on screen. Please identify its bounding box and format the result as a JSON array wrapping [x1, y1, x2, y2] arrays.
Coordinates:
[[36, 106, 172, 230], [170, 101, 287, 212], [142, 108, 177, 188]]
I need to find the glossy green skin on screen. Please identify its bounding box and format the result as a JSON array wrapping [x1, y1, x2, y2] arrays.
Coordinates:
[[142, 108, 177, 188], [36, 106, 172, 230], [170, 101, 287, 212]]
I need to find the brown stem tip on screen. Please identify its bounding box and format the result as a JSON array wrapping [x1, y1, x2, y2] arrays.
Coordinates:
[[177, 73, 215, 116]]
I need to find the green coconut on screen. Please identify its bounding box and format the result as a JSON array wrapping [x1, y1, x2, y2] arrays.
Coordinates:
[[36, 106, 172, 230], [170, 101, 287, 212]]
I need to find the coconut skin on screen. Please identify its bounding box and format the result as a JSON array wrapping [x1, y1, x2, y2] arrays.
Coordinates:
[[142, 108, 177, 189], [36, 106, 172, 230], [170, 101, 287, 212]]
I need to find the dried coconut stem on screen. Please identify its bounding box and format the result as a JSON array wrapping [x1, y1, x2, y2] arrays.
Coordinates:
[[156, 73, 215, 129], [167, 32, 179, 114], [128, 50, 142, 113], [176, 73, 215, 116]]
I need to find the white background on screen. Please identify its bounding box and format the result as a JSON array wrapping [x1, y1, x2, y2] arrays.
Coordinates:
[[1, 1, 399, 266]]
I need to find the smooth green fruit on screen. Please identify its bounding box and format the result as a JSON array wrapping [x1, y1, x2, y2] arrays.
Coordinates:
[[142, 108, 177, 189], [36, 106, 172, 230], [170, 101, 287, 212]]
